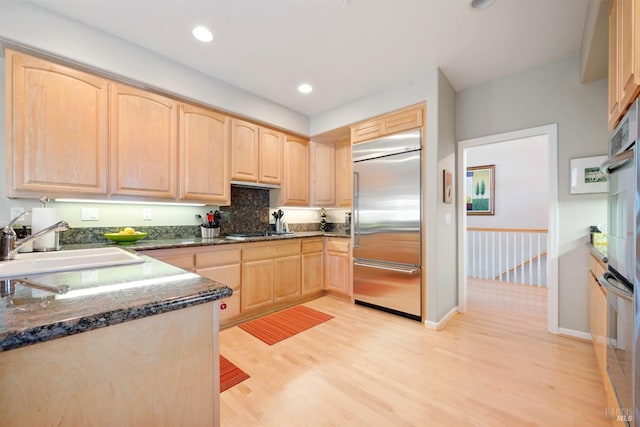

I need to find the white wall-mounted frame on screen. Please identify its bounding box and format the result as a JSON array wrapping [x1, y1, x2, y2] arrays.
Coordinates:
[[569, 155, 608, 194]]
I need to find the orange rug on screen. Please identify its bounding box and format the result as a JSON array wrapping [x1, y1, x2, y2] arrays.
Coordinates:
[[238, 305, 334, 345], [220, 355, 250, 392]]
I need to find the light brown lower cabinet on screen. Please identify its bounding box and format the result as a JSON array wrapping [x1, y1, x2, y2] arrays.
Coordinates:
[[324, 237, 351, 297], [302, 238, 324, 295], [588, 252, 628, 426], [140, 236, 351, 327], [241, 240, 301, 313], [0, 302, 220, 427], [195, 246, 241, 322]]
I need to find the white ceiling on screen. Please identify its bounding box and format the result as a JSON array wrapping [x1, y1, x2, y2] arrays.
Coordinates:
[[27, 0, 593, 117]]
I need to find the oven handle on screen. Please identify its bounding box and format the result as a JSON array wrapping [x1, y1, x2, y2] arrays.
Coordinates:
[[601, 149, 634, 174], [598, 272, 633, 301]]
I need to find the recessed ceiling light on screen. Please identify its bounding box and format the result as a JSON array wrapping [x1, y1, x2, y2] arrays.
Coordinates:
[[298, 83, 313, 94], [192, 26, 213, 42], [470, 0, 496, 9]]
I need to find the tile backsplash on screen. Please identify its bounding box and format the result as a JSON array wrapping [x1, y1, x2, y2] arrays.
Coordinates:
[[219, 186, 270, 234]]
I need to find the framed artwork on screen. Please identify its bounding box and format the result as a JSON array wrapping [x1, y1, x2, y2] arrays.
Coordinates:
[[466, 164, 495, 215], [570, 155, 608, 194], [443, 170, 453, 204]]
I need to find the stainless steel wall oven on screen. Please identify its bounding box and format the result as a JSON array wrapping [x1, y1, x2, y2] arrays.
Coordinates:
[[599, 98, 638, 426]]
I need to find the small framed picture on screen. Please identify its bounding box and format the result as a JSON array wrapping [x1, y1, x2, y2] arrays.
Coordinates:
[[443, 170, 453, 204], [570, 155, 608, 194], [466, 164, 495, 215]]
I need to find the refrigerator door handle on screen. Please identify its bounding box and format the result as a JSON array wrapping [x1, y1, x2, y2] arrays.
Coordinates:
[[353, 171, 360, 248], [354, 261, 419, 275]]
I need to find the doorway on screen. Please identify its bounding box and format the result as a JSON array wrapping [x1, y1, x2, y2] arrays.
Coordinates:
[[457, 124, 559, 334]]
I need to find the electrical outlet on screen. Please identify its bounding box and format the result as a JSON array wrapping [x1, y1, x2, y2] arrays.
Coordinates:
[[10, 207, 25, 222], [81, 207, 99, 221], [143, 208, 152, 221]]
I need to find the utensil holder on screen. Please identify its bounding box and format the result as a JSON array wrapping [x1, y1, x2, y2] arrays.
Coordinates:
[[201, 226, 220, 239]]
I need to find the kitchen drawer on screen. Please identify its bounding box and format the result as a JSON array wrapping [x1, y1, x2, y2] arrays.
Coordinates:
[[139, 248, 195, 271], [326, 238, 349, 253], [219, 289, 240, 321], [196, 264, 240, 290], [196, 248, 241, 269], [242, 240, 301, 261], [302, 238, 324, 254]]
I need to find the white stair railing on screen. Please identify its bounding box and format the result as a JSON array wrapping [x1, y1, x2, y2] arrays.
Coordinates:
[[467, 227, 548, 286]]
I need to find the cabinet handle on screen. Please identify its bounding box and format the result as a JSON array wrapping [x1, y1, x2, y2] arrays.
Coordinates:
[[354, 261, 418, 275]]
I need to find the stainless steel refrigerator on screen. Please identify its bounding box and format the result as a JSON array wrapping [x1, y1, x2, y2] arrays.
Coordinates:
[[352, 129, 422, 321]]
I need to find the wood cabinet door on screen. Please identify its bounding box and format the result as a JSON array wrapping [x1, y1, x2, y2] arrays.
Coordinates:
[[281, 135, 309, 206], [325, 252, 349, 294], [179, 104, 230, 204], [310, 141, 336, 206], [7, 50, 108, 196], [110, 83, 178, 198], [302, 252, 323, 295], [259, 128, 283, 185], [274, 255, 301, 302], [242, 259, 274, 313], [230, 119, 259, 182], [335, 140, 353, 208], [609, 0, 621, 129], [619, 0, 640, 109]]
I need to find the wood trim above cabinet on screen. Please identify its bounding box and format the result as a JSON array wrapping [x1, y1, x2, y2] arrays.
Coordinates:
[[350, 104, 424, 144]]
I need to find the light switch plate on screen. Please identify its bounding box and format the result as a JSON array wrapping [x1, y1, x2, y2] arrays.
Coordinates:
[[81, 207, 99, 221], [143, 208, 152, 220], [10, 207, 25, 222]]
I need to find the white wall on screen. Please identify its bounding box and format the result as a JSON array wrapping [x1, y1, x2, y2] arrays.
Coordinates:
[[467, 136, 548, 229], [0, 0, 308, 134], [434, 69, 458, 322], [456, 54, 608, 334], [310, 67, 458, 325]]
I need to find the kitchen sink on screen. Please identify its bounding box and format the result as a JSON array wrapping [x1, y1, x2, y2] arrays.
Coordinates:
[[0, 247, 145, 279]]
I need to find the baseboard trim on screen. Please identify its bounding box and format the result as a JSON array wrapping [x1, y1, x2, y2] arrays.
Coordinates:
[[558, 327, 591, 342], [424, 306, 458, 330]]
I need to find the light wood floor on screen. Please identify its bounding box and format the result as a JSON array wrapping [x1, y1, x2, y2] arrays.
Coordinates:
[[219, 279, 610, 426]]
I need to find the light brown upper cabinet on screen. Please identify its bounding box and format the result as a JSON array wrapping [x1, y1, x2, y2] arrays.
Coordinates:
[[5, 49, 109, 197], [179, 104, 230, 205], [350, 104, 424, 144], [230, 119, 259, 182], [259, 128, 284, 185], [310, 141, 336, 206], [335, 139, 352, 207], [230, 119, 284, 185], [609, 0, 640, 129], [280, 134, 310, 206], [110, 82, 178, 199]]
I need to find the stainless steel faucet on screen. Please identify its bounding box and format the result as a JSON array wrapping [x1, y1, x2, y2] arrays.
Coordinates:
[[0, 213, 69, 261]]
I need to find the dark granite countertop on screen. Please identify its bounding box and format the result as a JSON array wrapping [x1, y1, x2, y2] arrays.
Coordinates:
[[63, 230, 351, 251], [0, 231, 349, 352], [0, 255, 232, 352]]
